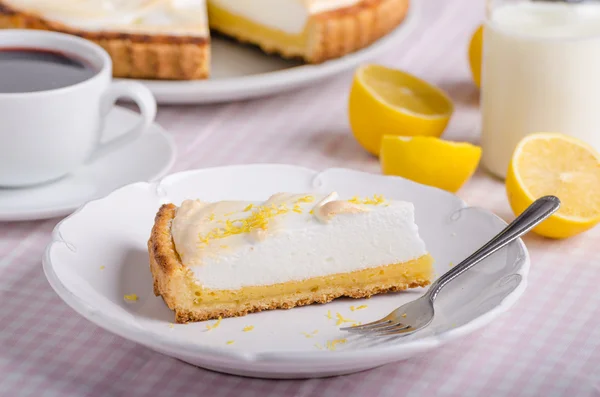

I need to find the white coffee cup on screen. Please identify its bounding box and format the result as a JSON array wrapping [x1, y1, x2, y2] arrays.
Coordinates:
[[0, 29, 157, 187]]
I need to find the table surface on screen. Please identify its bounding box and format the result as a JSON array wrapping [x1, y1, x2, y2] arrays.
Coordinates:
[[1, 1, 599, 396]]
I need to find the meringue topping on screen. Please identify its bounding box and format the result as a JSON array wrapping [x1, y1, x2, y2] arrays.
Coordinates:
[[4, 0, 209, 36], [171, 192, 393, 267], [169, 192, 426, 290], [208, 0, 361, 34], [314, 200, 367, 223]]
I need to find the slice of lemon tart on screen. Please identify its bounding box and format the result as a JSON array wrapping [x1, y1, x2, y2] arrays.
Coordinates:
[[0, 0, 409, 80], [148, 192, 433, 323]]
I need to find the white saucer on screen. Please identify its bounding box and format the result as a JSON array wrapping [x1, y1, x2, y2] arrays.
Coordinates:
[[0, 107, 176, 222], [44, 165, 529, 378], [129, 2, 420, 104]]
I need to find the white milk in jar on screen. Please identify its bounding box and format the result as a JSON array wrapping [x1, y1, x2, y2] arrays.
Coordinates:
[[481, 2, 600, 178]]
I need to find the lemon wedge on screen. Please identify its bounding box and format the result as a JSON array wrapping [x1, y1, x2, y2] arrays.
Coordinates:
[[348, 64, 454, 156], [468, 25, 483, 88], [506, 133, 600, 239], [380, 136, 482, 193]]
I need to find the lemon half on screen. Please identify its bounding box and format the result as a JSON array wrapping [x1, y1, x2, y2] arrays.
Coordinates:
[[506, 133, 600, 239], [348, 64, 454, 156]]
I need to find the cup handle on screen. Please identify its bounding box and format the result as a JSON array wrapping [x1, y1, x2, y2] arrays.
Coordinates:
[[87, 81, 157, 162]]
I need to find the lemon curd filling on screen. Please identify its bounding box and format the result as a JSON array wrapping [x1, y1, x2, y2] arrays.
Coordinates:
[[207, 3, 311, 56], [187, 255, 434, 307]]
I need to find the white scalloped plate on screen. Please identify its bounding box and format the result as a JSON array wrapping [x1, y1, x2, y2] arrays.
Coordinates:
[[43, 165, 529, 379]]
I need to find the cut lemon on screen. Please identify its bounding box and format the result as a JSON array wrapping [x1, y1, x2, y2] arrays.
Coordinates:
[[380, 136, 482, 193], [506, 133, 600, 239], [348, 64, 454, 156], [468, 25, 483, 88]]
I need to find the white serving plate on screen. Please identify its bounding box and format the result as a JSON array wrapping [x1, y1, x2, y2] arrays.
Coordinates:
[[43, 165, 529, 379], [129, 2, 420, 104]]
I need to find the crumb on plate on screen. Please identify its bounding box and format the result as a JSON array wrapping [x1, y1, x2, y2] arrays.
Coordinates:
[[206, 316, 222, 331], [326, 338, 347, 351], [336, 313, 355, 326], [124, 294, 138, 302]]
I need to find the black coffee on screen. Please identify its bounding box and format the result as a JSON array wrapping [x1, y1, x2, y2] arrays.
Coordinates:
[[0, 48, 97, 93]]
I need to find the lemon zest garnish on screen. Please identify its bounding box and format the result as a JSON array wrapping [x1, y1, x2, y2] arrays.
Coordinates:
[[449, 262, 454, 267], [293, 204, 303, 213], [208, 213, 215, 221], [168, 323, 175, 329], [198, 204, 290, 245], [401, 313, 407, 318], [336, 313, 355, 326], [309, 209, 314, 215], [243, 204, 254, 212], [226, 340, 235, 345], [326, 310, 332, 319], [314, 343, 323, 350], [296, 195, 315, 203], [356, 305, 368, 311], [301, 330, 319, 338], [348, 194, 386, 205], [124, 294, 138, 302], [351, 322, 362, 327], [242, 325, 254, 332], [326, 338, 347, 351], [100, 266, 105, 270], [206, 316, 222, 331], [220, 245, 229, 249]]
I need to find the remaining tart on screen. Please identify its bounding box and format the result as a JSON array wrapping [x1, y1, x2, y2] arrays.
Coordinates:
[[0, 0, 210, 80], [0, 0, 409, 80], [148, 192, 434, 323]]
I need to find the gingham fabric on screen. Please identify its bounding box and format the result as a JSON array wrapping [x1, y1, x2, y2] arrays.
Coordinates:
[[1, 1, 599, 396]]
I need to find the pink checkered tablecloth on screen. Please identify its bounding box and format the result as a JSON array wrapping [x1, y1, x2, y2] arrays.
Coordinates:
[[1, 1, 599, 396]]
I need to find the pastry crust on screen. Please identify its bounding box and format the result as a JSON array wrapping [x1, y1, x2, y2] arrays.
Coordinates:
[[210, 0, 410, 63], [0, 2, 210, 80], [148, 203, 432, 324]]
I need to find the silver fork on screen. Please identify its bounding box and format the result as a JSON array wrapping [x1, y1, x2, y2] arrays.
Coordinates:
[[340, 195, 561, 337]]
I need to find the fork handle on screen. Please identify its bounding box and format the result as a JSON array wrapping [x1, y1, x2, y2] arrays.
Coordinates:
[[426, 195, 561, 301]]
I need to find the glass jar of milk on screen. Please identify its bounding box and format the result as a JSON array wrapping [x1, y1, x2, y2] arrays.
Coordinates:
[[481, 0, 600, 178]]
